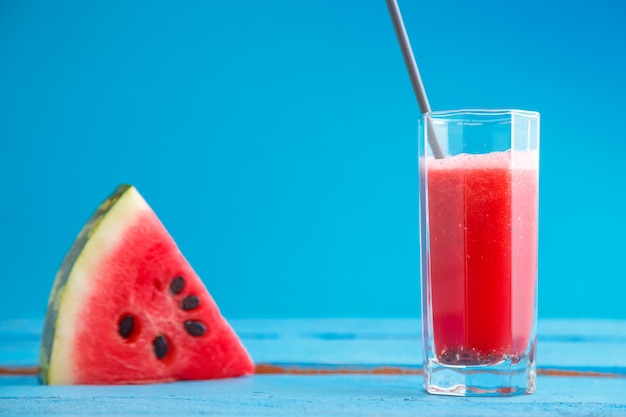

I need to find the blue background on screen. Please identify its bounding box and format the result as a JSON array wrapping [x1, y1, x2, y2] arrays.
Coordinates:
[[1, 0, 625, 320]]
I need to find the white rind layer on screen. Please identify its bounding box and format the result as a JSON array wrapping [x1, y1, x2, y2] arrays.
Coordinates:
[[47, 187, 150, 384]]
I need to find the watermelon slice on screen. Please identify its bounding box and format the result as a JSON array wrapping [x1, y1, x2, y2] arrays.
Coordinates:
[[39, 184, 255, 385]]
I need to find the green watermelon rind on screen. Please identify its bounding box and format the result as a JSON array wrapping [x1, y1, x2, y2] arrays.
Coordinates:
[[39, 184, 133, 384]]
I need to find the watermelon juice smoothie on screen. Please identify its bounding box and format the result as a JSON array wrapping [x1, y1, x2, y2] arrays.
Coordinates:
[[426, 151, 538, 365], [419, 109, 540, 396]]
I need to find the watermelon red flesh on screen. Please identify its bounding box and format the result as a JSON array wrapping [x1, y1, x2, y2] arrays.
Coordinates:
[[41, 185, 254, 384], [76, 212, 245, 383]]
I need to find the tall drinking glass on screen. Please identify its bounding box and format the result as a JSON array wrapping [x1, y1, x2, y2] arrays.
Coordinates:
[[418, 109, 540, 396]]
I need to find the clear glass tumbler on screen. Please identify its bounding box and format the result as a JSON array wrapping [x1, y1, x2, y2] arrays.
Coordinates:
[[418, 109, 540, 396]]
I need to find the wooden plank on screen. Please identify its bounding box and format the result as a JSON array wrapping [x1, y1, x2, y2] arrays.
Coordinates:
[[1, 319, 625, 415], [1, 374, 625, 416], [2, 319, 626, 372]]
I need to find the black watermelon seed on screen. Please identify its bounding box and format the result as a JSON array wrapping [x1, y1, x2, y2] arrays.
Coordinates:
[[153, 335, 168, 359], [181, 295, 200, 311], [118, 315, 134, 339], [170, 276, 185, 295], [184, 320, 206, 337]]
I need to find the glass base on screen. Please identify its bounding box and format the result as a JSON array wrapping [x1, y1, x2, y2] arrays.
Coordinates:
[[424, 355, 536, 397]]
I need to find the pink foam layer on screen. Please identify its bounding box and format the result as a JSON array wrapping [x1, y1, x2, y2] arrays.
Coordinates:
[[427, 150, 539, 170]]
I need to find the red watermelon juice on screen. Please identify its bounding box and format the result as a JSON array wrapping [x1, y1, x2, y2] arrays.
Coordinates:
[[425, 151, 538, 366]]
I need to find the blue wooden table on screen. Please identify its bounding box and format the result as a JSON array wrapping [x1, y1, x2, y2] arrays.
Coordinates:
[[1, 319, 625, 416]]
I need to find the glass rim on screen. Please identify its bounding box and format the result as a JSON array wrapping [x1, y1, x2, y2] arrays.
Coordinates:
[[426, 109, 539, 118]]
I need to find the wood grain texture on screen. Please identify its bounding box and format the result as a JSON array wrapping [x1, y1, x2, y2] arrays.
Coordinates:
[[1, 319, 625, 416]]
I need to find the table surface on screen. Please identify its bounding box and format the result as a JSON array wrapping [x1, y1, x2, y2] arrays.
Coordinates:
[[1, 318, 625, 416]]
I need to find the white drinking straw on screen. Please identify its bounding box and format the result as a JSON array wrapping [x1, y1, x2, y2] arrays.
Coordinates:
[[386, 0, 444, 159]]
